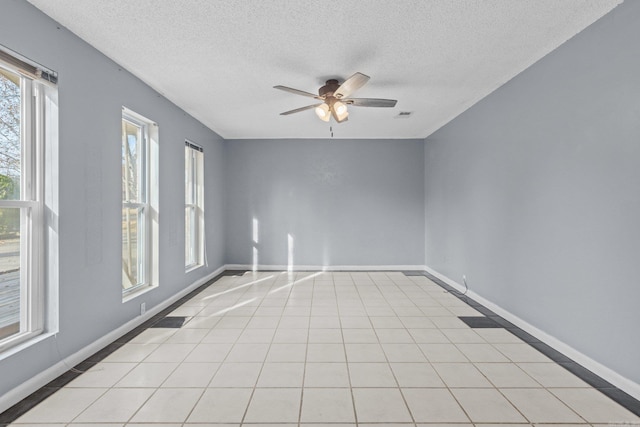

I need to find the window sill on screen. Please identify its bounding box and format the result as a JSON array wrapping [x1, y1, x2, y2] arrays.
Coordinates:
[[0, 330, 53, 362], [185, 264, 203, 274], [122, 283, 157, 303]]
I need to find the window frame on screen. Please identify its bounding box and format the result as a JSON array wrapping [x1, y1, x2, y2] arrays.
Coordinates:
[[121, 108, 158, 300], [184, 140, 204, 271], [0, 63, 45, 353]]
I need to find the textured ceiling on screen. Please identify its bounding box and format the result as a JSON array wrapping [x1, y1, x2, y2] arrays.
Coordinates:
[[27, 0, 621, 139]]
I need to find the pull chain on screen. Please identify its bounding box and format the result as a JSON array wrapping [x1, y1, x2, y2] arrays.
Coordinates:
[[330, 126, 334, 138]]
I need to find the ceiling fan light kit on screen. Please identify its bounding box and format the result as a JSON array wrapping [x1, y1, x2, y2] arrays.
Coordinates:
[[275, 72, 397, 124]]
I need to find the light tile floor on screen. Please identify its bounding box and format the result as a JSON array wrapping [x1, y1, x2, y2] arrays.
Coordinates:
[[9, 271, 640, 426]]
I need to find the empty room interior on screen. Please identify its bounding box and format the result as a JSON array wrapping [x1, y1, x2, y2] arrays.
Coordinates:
[[1, 0, 639, 425]]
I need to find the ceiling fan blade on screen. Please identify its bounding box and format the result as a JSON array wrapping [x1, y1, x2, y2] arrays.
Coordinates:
[[274, 85, 321, 99], [280, 104, 321, 115], [344, 98, 397, 108], [334, 72, 370, 99]]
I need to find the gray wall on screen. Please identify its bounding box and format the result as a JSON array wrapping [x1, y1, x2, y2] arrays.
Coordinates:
[[0, 0, 225, 398], [226, 139, 425, 267], [424, 1, 640, 384]]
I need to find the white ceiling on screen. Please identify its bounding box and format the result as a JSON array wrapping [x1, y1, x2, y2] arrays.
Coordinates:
[[27, 0, 621, 139]]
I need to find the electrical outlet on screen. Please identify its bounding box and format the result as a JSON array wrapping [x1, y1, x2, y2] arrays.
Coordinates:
[[140, 302, 146, 315]]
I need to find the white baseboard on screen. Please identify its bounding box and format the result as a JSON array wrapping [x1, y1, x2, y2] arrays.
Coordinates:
[[424, 265, 640, 401], [0, 265, 225, 414], [225, 264, 426, 272]]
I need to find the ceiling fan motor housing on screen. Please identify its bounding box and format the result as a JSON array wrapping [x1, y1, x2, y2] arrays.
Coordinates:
[[319, 79, 341, 97]]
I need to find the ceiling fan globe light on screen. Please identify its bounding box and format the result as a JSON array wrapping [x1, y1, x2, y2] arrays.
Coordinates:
[[315, 103, 330, 121], [334, 101, 347, 115], [333, 101, 348, 121]]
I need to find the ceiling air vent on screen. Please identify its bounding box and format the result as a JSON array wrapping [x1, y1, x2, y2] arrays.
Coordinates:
[[396, 111, 413, 118]]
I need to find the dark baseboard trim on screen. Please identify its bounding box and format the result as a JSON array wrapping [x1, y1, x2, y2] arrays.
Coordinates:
[[0, 269, 237, 425], [417, 270, 640, 416]]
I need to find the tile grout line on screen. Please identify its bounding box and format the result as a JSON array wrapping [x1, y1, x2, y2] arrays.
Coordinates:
[[421, 274, 530, 423], [394, 273, 470, 426], [238, 271, 282, 426], [185, 273, 252, 425], [336, 274, 360, 426], [143, 300, 213, 425], [412, 273, 533, 424], [367, 272, 417, 426], [394, 273, 468, 426], [297, 272, 317, 427], [126, 273, 245, 425]]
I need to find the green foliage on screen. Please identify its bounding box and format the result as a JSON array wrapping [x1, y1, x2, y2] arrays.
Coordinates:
[[0, 208, 19, 235], [0, 68, 21, 236], [0, 174, 19, 235], [0, 173, 16, 200], [1, 70, 21, 179]]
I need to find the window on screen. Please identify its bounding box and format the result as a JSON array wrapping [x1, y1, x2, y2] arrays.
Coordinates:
[[0, 61, 45, 350], [122, 108, 158, 298], [185, 141, 204, 270]]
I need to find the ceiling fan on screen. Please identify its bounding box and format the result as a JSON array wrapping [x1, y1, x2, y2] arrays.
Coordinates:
[[274, 72, 397, 123]]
